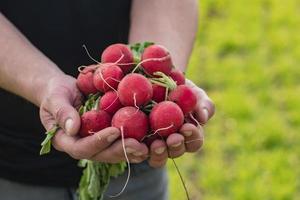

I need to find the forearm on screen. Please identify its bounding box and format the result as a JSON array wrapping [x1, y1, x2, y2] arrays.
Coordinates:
[[0, 13, 64, 106], [129, 0, 198, 71]]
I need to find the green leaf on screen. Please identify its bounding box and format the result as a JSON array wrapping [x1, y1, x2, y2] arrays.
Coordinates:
[[130, 41, 154, 63], [39, 125, 59, 155], [109, 162, 127, 178], [77, 161, 127, 200]]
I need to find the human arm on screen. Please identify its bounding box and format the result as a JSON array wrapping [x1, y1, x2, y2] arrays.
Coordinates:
[[129, 0, 215, 167], [0, 13, 148, 163]]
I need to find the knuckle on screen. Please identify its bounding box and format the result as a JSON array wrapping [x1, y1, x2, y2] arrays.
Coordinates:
[[151, 156, 167, 163], [54, 107, 68, 124], [70, 147, 87, 160], [169, 150, 185, 158], [187, 143, 203, 152], [149, 160, 166, 168]]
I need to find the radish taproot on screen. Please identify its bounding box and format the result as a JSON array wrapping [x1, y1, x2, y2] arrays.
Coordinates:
[[76, 66, 98, 96], [169, 69, 185, 85], [99, 91, 123, 115], [168, 85, 197, 114], [79, 110, 112, 137], [118, 73, 153, 106], [93, 64, 124, 92], [149, 101, 184, 137], [101, 43, 134, 74], [112, 107, 149, 141], [141, 45, 172, 76]]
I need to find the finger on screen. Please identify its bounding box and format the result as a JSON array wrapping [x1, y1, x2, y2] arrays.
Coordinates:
[[193, 90, 215, 124], [52, 127, 120, 159], [44, 94, 81, 136], [185, 80, 215, 123], [148, 139, 168, 168], [166, 133, 186, 158], [180, 123, 204, 152], [92, 138, 149, 163]]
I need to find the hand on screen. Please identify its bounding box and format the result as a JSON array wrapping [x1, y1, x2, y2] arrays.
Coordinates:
[[148, 79, 215, 168], [39, 74, 148, 163]]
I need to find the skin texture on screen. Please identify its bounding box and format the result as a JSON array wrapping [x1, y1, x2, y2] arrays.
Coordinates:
[[79, 110, 112, 137], [149, 101, 184, 137], [112, 107, 149, 141], [168, 85, 198, 114], [141, 44, 172, 76], [101, 43, 134, 74], [0, 0, 215, 166], [169, 69, 185, 85], [76, 66, 98, 96], [117, 73, 153, 106], [99, 91, 123, 115], [93, 64, 124, 92], [152, 84, 167, 103]]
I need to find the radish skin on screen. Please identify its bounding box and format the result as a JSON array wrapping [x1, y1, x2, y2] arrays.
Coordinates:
[[152, 84, 167, 103], [118, 73, 153, 106], [79, 110, 112, 137], [99, 91, 123, 115], [93, 64, 124, 92], [112, 107, 149, 141], [169, 69, 185, 85], [76, 66, 98, 96], [101, 43, 134, 74], [141, 45, 172, 76], [149, 101, 184, 137], [168, 85, 197, 114]]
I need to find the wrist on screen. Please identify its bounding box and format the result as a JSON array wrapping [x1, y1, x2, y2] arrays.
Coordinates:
[[34, 69, 66, 107]]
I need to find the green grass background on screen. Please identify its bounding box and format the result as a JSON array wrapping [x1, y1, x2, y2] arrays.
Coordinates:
[[168, 0, 300, 199]]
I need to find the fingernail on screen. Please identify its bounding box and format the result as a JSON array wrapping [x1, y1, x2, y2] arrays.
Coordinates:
[[65, 119, 73, 135], [126, 147, 136, 154], [133, 152, 143, 156], [203, 108, 209, 122], [107, 132, 120, 142], [171, 142, 182, 148], [155, 147, 165, 154], [183, 131, 192, 137]]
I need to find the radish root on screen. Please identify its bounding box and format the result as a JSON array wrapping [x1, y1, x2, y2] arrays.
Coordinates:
[[108, 126, 131, 198], [131, 55, 171, 73], [82, 44, 101, 64], [140, 124, 174, 142], [156, 133, 191, 200]]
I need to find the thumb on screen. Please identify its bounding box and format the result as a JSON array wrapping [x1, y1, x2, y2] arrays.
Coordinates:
[[47, 95, 81, 136]]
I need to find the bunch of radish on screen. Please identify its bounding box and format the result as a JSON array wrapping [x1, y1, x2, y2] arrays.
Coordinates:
[[77, 42, 198, 144], [41, 42, 199, 200]]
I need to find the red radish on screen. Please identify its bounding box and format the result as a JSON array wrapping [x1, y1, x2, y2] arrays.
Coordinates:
[[168, 85, 197, 114], [79, 110, 112, 137], [93, 64, 124, 92], [141, 45, 172, 76], [112, 107, 149, 141], [118, 73, 153, 106], [76, 66, 98, 96], [152, 84, 167, 103], [150, 101, 184, 137], [99, 91, 123, 115], [101, 43, 134, 74], [169, 69, 185, 85]]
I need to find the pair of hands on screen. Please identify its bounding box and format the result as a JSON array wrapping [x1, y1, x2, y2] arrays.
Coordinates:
[[40, 74, 214, 168]]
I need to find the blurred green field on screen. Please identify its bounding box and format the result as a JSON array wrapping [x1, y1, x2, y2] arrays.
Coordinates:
[[168, 0, 300, 199]]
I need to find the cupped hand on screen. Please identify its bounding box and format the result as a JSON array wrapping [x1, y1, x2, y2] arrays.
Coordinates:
[[148, 79, 215, 168], [39, 74, 148, 163]]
